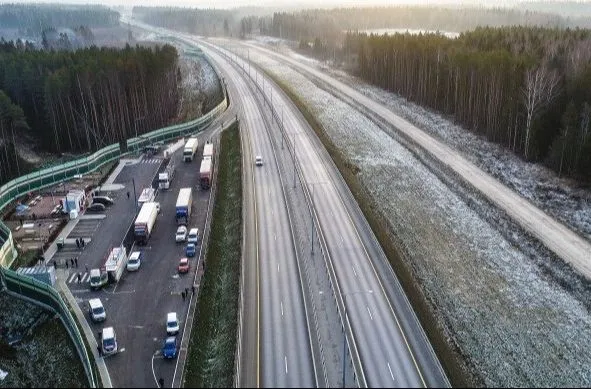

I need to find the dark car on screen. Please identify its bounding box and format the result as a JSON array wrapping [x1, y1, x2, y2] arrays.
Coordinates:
[[87, 203, 106, 213], [92, 195, 114, 206], [162, 336, 177, 359]]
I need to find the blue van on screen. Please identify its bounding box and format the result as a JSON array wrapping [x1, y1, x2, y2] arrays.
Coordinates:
[[186, 243, 196, 257]]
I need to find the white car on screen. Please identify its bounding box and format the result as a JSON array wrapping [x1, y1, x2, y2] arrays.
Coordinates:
[[187, 228, 199, 244], [126, 251, 142, 271], [166, 312, 179, 335], [175, 225, 188, 242], [255, 155, 263, 166]]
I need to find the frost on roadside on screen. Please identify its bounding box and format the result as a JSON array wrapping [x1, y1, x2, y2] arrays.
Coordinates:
[[243, 46, 591, 387]]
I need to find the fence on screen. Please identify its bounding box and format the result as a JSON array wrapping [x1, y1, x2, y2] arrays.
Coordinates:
[[1, 267, 98, 387], [0, 88, 228, 387], [0, 93, 227, 268]]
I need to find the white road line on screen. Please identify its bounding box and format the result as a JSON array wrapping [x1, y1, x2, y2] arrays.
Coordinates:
[[81, 273, 89, 282], [277, 263, 280, 273], [387, 362, 395, 382], [340, 235, 344, 243], [281, 301, 284, 316], [366, 306, 373, 321], [352, 266, 357, 277], [68, 273, 77, 283], [285, 356, 288, 374], [274, 234, 277, 241]]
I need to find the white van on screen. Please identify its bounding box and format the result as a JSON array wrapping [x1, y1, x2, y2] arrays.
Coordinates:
[[88, 298, 106, 322], [101, 326, 118, 356], [166, 312, 179, 335], [187, 228, 199, 244], [127, 251, 142, 271]]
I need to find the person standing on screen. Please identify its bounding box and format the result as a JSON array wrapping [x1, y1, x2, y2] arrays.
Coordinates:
[[75, 257, 78, 268]]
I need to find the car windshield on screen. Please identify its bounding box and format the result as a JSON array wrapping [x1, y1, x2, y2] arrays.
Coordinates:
[[90, 275, 100, 283], [129, 258, 138, 264], [168, 321, 178, 328], [103, 338, 115, 347], [92, 307, 104, 315]]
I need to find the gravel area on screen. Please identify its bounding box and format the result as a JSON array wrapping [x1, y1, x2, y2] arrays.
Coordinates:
[[238, 41, 591, 387]]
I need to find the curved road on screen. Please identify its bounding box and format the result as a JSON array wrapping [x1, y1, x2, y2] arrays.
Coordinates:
[[198, 43, 316, 387]]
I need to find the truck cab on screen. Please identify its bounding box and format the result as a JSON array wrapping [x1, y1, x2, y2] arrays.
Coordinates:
[[90, 268, 108, 290]]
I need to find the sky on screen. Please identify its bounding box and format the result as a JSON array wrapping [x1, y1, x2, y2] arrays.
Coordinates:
[[0, 0, 516, 9]]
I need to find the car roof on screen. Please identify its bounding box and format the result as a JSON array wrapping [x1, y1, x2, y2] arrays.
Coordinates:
[[102, 327, 114, 338], [129, 251, 141, 260], [89, 298, 103, 308], [165, 336, 176, 343], [167, 312, 177, 321], [179, 257, 188, 263], [187, 243, 195, 248], [189, 228, 198, 234], [177, 225, 187, 231]]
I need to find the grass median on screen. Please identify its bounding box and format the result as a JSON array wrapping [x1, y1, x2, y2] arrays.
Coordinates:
[[183, 122, 242, 387]]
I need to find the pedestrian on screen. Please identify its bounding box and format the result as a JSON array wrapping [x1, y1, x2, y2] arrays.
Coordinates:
[[19, 218, 23, 226], [184, 287, 189, 296], [77, 272, 82, 283], [76, 238, 80, 249], [65, 260, 68, 269], [53, 260, 57, 269], [75, 257, 78, 268], [126, 191, 130, 199], [85, 264, 89, 273], [181, 291, 186, 301], [191, 285, 195, 295], [81, 238, 85, 248], [158, 377, 164, 388], [70, 258, 74, 267], [97, 345, 102, 357]]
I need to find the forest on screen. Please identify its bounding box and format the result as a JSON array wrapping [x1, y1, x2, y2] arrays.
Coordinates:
[[345, 27, 591, 180], [0, 3, 119, 34], [0, 41, 180, 184]]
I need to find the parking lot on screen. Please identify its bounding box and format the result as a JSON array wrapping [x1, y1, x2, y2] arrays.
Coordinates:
[[55, 135, 215, 387]]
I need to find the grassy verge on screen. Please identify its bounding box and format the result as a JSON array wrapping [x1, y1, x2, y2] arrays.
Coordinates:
[[183, 122, 242, 387], [267, 74, 473, 387]]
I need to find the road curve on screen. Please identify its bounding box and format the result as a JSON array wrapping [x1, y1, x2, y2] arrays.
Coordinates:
[[198, 43, 316, 387], [245, 43, 591, 280]]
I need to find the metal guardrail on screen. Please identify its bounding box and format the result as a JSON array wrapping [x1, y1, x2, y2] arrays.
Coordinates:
[[1, 267, 97, 387]]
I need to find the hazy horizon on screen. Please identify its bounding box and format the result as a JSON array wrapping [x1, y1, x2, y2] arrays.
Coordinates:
[[1, 0, 577, 10]]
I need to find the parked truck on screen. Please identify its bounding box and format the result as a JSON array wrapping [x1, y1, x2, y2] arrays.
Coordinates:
[[199, 158, 212, 189], [158, 159, 175, 190], [175, 187, 192, 224], [90, 245, 128, 289], [138, 187, 156, 208], [183, 137, 198, 162], [134, 201, 159, 244], [203, 141, 214, 160]]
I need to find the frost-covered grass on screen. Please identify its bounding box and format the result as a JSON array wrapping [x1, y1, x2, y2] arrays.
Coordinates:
[[183, 123, 241, 388], [0, 290, 86, 387], [240, 42, 591, 387]]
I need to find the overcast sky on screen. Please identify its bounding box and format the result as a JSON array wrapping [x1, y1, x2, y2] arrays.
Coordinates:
[[0, 0, 524, 9]]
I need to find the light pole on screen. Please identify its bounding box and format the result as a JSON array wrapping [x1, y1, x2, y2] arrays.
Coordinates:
[[134, 115, 146, 152]]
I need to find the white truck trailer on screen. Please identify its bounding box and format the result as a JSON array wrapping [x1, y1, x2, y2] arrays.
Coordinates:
[[134, 201, 159, 244], [90, 245, 128, 288], [203, 142, 214, 160], [183, 137, 198, 162], [199, 158, 212, 189]]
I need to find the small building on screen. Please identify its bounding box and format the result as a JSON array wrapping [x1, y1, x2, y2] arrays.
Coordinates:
[[65, 190, 86, 213], [16, 265, 56, 286]]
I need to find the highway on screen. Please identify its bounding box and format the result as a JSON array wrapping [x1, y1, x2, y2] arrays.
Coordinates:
[[243, 43, 591, 281], [219, 43, 450, 387], [198, 43, 317, 387], [123, 16, 446, 388]]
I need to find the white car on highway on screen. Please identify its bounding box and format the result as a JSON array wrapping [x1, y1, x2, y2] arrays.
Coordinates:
[[187, 228, 199, 244], [175, 225, 188, 242], [255, 155, 263, 166]]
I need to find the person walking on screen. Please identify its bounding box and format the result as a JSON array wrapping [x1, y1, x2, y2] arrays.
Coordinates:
[[81, 238, 85, 248], [70, 258, 74, 267], [127, 191, 130, 199], [85, 264, 89, 273], [158, 377, 164, 388], [76, 238, 80, 249], [53, 260, 57, 270], [77, 273, 82, 283], [181, 291, 186, 301], [191, 285, 195, 295], [75, 257, 78, 268]]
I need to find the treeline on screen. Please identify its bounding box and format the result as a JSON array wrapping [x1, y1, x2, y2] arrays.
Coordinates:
[[0, 41, 180, 184], [132, 6, 236, 36], [348, 27, 591, 179], [0, 3, 119, 34], [239, 5, 591, 42]]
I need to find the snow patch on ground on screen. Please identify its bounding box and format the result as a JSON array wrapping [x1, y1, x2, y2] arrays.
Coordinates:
[[241, 44, 591, 386]]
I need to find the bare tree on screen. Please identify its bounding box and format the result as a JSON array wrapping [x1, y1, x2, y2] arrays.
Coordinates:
[[521, 65, 560, 159]]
